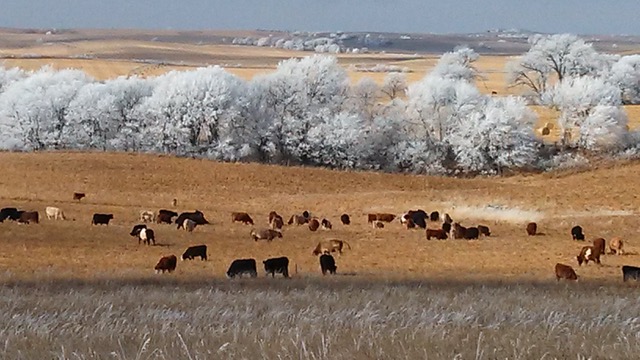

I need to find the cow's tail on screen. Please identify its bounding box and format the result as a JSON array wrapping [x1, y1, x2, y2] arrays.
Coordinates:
[[343, 240, 352, 250]]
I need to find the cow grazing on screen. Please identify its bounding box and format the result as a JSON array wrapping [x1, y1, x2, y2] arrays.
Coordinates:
[[263, 257, 290, 278], [302, 211, 311, 220], [156, 212, 174, 224], [288, 214, 308, 225], [45, 206, 66, 220], [571, 226, 585, 241], [155, 255, 177, 273], [231, 212, 254, 225], [622, 265, 640, 282], [0, 207, 21, 222], [526, 222, 537, 236], [430, 211, 440, 222], [443, 213, 453, 225], [140, 210, 155, 223], [577, 246, 601, 266], [320, 254, 337, 275], [138, 228, 155, 245], [464, 227, 480, 239], [321, 219, 332, 230], [340, 214, 350, 225], [270, 215, 284, 230], [226, 259, 258, 278], [73, 192, 85, 201], [555, 263, 578, 281], [376, 213, 396, 223], [610, 237, 624, 255], [158, 209, 178, 219], [477, 225, 491, 237], [129, 224, 147, 237], [91, 213, 113, 226], [442, 222, 452, 234], [182, 245, 207, 261], [308, 218, 320, 231], [426, 228, 448, 240], [268, 211, 280, 224], [250, 228, 283, 241], [312, 239, 352, 256], [451, 223, 478, 240], [403, 217, 416, 229], [403, 210, 427, 229], [373, 221, 384, 229], [18, 211, 39, 224], [183, 219, 197, 232], [593, 238, 606, 256], [175, 210, 209, 229]]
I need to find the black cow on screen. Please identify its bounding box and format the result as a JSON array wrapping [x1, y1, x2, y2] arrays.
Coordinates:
[[0, 207, 22, 222], [430, 211, 440, 222], [226, 259, 257, 278], [320, 254, 337, 275], [129, 224, 147, 237], [302, 210, 310, 220], [442, 222, 452, 234], [622, 265, 640, 282], [176, 210, 209, 229], [159, 209, 178, 218], [157, 210, 178, 224], [571, 225, 585, 241], [409, 210, 428, 229], [182, 245, 207, 261], [464, 227, 480, 240], [340, 214, 350, 225], [91, 213, 113, 225], [263, 257, 290, 278]]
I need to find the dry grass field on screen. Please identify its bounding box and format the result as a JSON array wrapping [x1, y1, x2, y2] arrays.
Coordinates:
[[1, 152, 640, 358]]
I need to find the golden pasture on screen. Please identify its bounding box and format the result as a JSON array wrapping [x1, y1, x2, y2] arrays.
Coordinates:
[[0, 152, 639, 284]]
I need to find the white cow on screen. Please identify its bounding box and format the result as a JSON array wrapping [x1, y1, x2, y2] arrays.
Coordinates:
[[183, 219, 197, 232], [140, 210, 155, 223], [45, 206, 66, 220]]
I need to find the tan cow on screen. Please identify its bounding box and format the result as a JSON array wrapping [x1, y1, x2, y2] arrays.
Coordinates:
[[288, 214, 307, 225], [250, 228, 283, 241], [555, 263, 578, 281], [609, 237, 624, 255], [312, 239, 352, 256], [140, 210, 155, 223], [45, 206, 66, 220]]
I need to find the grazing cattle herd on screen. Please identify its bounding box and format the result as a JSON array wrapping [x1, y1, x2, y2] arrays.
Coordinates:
[[1, 198, 639, 283]]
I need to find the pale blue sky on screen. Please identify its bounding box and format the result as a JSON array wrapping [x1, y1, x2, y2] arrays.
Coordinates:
[[2, 1, 639, 35]]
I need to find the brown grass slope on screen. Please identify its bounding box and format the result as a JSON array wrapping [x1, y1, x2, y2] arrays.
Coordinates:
[[0, 151, 639, 283]]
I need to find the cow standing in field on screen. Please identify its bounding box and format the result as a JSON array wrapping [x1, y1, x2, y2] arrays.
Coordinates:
[[430, 211, 440, 222], [526, 222, 537, 236], [157, 210, 178, 224], [477, 225, 491, 237], [308, 218, 320, 231], [183, 219, 197, 232], [288, 214, 308, 225], [320, 254, 337, 275], [555, 263, 578, 281], [593, 238, 606, 256], [340, 214, 350, 225], [321, 219, 332, 230], [226, 259, 258, 278], [232, 212, 254, 225], [577, 246, 601, 266], [175, 210, 209, 229], [610, 237, 624, 255], [269, 211, 284, 230], [622, 265, 640, 282], [571, 226, 585, 241], [155, 255, 177, 273], [45, 206, 66, 220], [0, 208, 22, 222], [73, 192, 85, 202], [91, 213, 113, 225], [426, 228, 448, 240], [140, 210, 155, 223], [138, 228, 156, 245], [250, 228, 283, 241], [18, 211, 39, 224], [130, 224, 147, 237], [312, 239, 351, 256], [263, 257, 290, 278], [182, 245, 207, 261]]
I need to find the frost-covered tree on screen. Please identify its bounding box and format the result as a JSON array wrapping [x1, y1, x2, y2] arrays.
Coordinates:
[[448, 96, 540, 174], [543, 76, 623, 146], [0, 65, 25, 94], [607, 55, 640, 105], [578, 105, 629, 152], [140, 66, 247, 155], [381, 73, 407, 100], [0, 67, 90, 150], [306, 112, 366, 169], [430, 46, 479, 82], [507, 34, 604, 101], [348, 77, 379, 122]]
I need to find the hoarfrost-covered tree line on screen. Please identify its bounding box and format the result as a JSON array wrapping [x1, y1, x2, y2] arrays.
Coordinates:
[[2, 33, 640, 175]]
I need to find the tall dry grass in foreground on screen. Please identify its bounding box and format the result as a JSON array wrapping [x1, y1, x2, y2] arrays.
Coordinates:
[[1, 277, 639, 359]]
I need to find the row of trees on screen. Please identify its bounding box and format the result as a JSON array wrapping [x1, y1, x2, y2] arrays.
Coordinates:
[[0, 34, 639, 175]]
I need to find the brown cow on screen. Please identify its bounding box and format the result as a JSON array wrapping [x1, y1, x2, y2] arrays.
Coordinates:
[[443, 213, 453, 225], [18, 211, 39, 224], [312, 239, 352, 256], [250, 228, 283, 241], [270, 215, 284, 230], [376, 213, 396, 223], [592, 238, 606, 256], [555, 263, 578, 281], [309, 218, 320, 231], [526, 222, 537, 236], [403, 218, 416, 229], [268, 211, 283, 224], [288, 214, 307, 225], [155, 255, 177, 274], [477, 225, 491, 236], [609, 237, 624, 255], [321, 219, 332, 230], [231, 212, 254, 225], [577, 246, 601, 266], [426, 228, 447, 240], [73, 192, 85, 201]]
